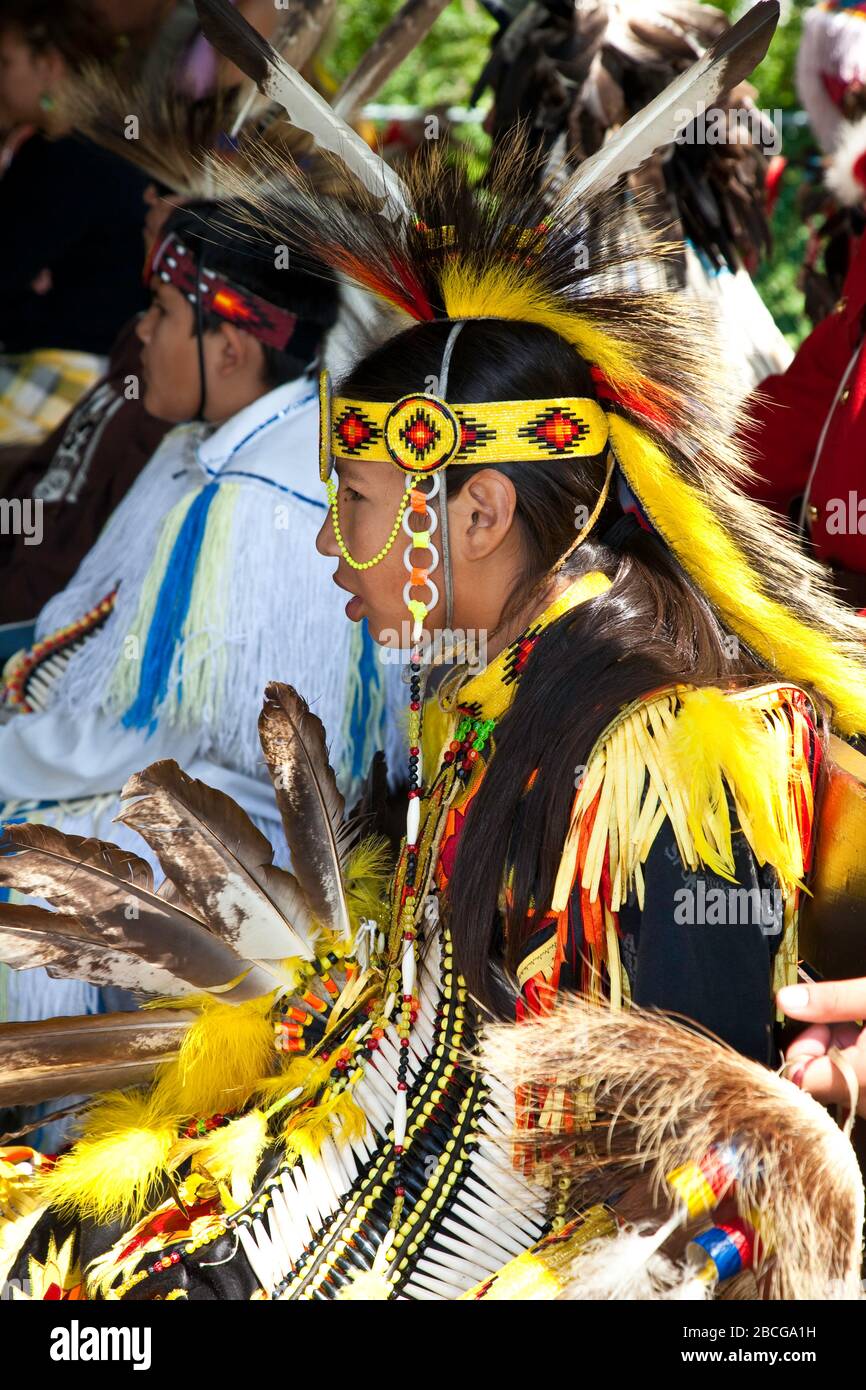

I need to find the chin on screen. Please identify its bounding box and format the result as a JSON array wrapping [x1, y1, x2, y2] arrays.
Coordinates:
[[374, 619, 409, 653], [144, 389, 184, 425]]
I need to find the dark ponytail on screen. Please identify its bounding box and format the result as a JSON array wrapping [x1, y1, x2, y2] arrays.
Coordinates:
[[450, 527, 773, 1015]]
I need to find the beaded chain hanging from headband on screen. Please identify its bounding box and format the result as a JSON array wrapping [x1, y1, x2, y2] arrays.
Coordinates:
[[321, 330, 462, 1279]]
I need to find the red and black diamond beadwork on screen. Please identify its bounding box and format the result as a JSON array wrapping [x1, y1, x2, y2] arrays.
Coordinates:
[[334, 405, 383, 457], [384, 394, 461, 473], [519, 405, 592, 455]]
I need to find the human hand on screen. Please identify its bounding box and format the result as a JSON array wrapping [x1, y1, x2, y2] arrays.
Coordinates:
[[777, 979, 866, 1117]]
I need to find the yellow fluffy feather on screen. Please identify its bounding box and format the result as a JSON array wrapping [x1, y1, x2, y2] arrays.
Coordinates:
[[36, 996, 279, 1224], [159, 995, 277, 1118], [37, 1090, 178, 1227], [179, 1109, 270, 1207], [280, 1085, 367, 1160], [344, 835, 392, 929]]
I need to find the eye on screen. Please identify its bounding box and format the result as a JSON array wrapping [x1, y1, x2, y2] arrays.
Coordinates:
[[342, 485, 364, 502]]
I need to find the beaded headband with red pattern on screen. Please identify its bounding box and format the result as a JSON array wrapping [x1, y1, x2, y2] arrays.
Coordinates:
[[147, 232, 298, 351]]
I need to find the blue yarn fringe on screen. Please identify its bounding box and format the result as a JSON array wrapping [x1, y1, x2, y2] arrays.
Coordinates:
[[122, 482, 219, 732], [348, 620, 380, 783]]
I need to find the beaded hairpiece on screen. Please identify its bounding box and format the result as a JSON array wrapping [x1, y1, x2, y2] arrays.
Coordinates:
[[320, 357, 613, 653]]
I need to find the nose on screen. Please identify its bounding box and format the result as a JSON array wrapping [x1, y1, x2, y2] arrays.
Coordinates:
[[316, 506, 338, 558]]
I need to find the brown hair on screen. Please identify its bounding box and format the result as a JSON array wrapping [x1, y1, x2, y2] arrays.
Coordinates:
[[0, 0, 115, 70]]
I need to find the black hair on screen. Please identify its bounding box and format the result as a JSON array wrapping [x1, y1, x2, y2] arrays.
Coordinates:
[[341, 318, 769, 1016], [0, 0, 115, 68], [164, 200, 340, 388]]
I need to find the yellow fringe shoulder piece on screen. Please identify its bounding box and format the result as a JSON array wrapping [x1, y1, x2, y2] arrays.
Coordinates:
[[551, 681, 819, 931]]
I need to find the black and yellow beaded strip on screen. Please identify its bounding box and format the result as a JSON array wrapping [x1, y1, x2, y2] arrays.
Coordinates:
[[115, 726, 506, 1301]]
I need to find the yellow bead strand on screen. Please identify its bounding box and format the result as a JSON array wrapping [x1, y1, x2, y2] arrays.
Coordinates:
[[326, 476, 416, 571]]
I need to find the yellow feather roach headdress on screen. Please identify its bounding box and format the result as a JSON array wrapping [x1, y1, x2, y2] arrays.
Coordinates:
[[202, 0, 866, 734], [227, 152, 866, 735]]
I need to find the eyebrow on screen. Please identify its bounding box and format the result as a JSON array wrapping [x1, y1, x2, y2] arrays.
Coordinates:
[[335, 459, 369, 482]]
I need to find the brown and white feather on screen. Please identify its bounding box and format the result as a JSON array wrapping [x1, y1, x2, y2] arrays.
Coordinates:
[[0, 1009, 195, 1106], [258, 682, 356, 941], [117, 760, 317, 963], [0, 824, 273, 1001]]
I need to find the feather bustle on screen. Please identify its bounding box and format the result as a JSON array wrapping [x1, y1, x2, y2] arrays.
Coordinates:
[[560, 1, 780, 207], [0, 823, 273, 1001], [0, 1010, 195, 1106], [117, 760, 317, 963]]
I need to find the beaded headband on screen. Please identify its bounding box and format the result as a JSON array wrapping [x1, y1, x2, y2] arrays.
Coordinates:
[[319, 377, 609, 481], [322, 320, 614, 642], [147, 233, 298, 351]]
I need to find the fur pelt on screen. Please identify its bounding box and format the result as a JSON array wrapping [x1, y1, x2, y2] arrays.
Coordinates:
[[478, 996, 864, 1300]]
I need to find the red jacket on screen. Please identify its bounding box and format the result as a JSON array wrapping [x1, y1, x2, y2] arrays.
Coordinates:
[[740, 231, 866, 576]]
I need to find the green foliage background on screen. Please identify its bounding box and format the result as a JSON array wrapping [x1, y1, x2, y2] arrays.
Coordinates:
[[323, 0, 497, 108], [323, 0, 817, 345]]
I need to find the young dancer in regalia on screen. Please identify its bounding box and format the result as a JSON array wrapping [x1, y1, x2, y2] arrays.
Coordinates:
[[0, 199, 398, 1081], [0, 0, 864, 1301]]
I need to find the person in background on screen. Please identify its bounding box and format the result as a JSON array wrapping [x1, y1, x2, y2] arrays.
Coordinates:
[[794, 0, 866, 323], [0, 317, 170, 662], [94, 0, 284, 94], [0, 189, 184, 661], [0, 202, 402, 1153], [738, 141, 866, 609], [737, 0, 866, 609], [93, 0, 197, 75], [0, 0, 149, 443], [173, 0, 283, 97]]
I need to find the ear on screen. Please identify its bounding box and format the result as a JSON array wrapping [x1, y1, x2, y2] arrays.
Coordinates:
[[210, 322, 264, 380], [449, 469, 519, 561]]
